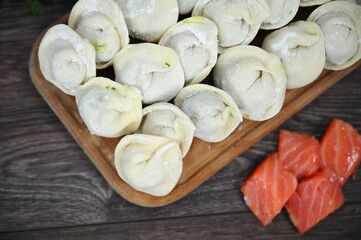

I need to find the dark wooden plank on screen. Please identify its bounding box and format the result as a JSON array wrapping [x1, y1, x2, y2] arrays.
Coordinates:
[[1, 67, 361, 232], [1, 2, 361, 236], [1, 203, 361, 239]]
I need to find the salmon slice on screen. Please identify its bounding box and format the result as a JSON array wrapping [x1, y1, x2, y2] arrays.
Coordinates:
[[278, 129, 321, 180], [320, 119, 361, 186], [286, 167, 344, 234], [241, 153, 297, 226]]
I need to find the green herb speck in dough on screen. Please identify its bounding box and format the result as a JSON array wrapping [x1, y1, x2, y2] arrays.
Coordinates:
[[106, 86, 110, 89], [165, 62, 170, 67], [111, 87, 116, 90]]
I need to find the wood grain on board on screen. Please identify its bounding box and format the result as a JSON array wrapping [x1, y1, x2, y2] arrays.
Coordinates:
[[28, 14, 361, 207]]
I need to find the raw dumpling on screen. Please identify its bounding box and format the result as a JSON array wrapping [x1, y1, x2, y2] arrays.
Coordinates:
[[68, 0, 129, 69], [214, 45, 286, 121], [38, 24, 96, 96], [113, 43, 185, 104], [139, 102, 196, 157], [159, 16, 218, 85], [261, 0, 300, 30], [174, 84, 243, 142], [300, 0, 356, 7], [262, 21, 325, 89], [308, 1, 361, 70], [192, 0, 270, 50], [114, 134, 183, 196], [117, 0, 178, 42], [178, 0, 198, 14], [300, 0, 329, 6], [76, 77, 142, 138]]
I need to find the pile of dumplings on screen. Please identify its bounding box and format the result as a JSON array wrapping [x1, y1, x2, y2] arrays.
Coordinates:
[[38, 0, 361, 197]]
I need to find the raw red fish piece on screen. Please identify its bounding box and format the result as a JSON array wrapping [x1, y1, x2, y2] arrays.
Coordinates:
[[241, 153, 297, 226], [285, 167, 344, 234], [320, 118, 361, 186], [278, 129, 321, 180]]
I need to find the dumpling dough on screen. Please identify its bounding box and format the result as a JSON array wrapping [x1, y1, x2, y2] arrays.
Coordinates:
[[178, 0, 198, 14], [192, 0, 270, 50], [113, 43, 185, 104], [139, 102, 196, 157], [214, 45, 286, 121], [117, 0, 178, 42], [300, 0, 329, 6], [68, 0, 129, 69], [261, 0, 300, 30], [114, 134, 183, 196], [174, 84, 243, 142], [300, 0, 356, 7], [308, 1, 361, 70], [38, 24, 96, 96], [76, 77, 142, 138], [262, 21, 325, 89], [159, 16, 218, 85]]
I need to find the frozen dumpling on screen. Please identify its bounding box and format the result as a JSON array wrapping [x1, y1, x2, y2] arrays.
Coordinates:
[[262, 21, 325, 89], [113, 43, 185, 104], [214, 45, 287, 121], [308, 1, 361, 70], [76, 77, 142, 138], [192, 0, 270, 50], [139, 102, 196, 157], [261, 0, 300, 30], [114, 134, 183, 196], [38, 24, 96, 95], [300, 0, 356, 7], [117, 0, 178, 42], [174, 84, 243, 142], [68, 0, 129, 69], [177, 0, 198, 14], [159, 16, 218, 85]]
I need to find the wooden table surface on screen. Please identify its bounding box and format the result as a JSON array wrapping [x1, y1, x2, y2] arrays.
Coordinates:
[[1, 3, 361, 240]]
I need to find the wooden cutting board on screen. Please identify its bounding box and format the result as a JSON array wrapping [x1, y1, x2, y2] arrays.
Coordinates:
[[29, 13, 361, 207]]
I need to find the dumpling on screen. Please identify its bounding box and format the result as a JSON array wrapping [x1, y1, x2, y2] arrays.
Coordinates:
[[214, 45, 286, 121], [261, 0, 300, 30], [178, 0, 198, 14], [262, 21, 325, 89], [138, 102, 196, 157], [76, 77, 142, 138], [159, 16, 218, 85], [117, 0, 178, 42], [300, 0, 356, 7], [113, 43, 185, 104], [300, 0, 329, 6], [68, 0, 129, 69], [192, 0, 270, 50], [38, 24, 96, 96], [114, 134, 183, 196], [308, 1, 361, 70], [174, 84, 243, 143]]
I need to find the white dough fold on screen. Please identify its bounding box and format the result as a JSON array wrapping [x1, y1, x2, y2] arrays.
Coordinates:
[[308, 1, 361, 70], [214, 45, 287, 121], [38, 24, 96, 95], [114, 134, 183, 197], [261, 0, 300, 30], [139, 102, 196, 157], [159, 16, 218, 85], [113, 43, 185, 104], [174, 84, 243, 142], [76, 77, 142, 138], [192, 0, 270, 50], [117, 0, 179, 42], [68, 0, 129, 69], [262, 21, 325, 89], [177, 0, 198, 14]]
